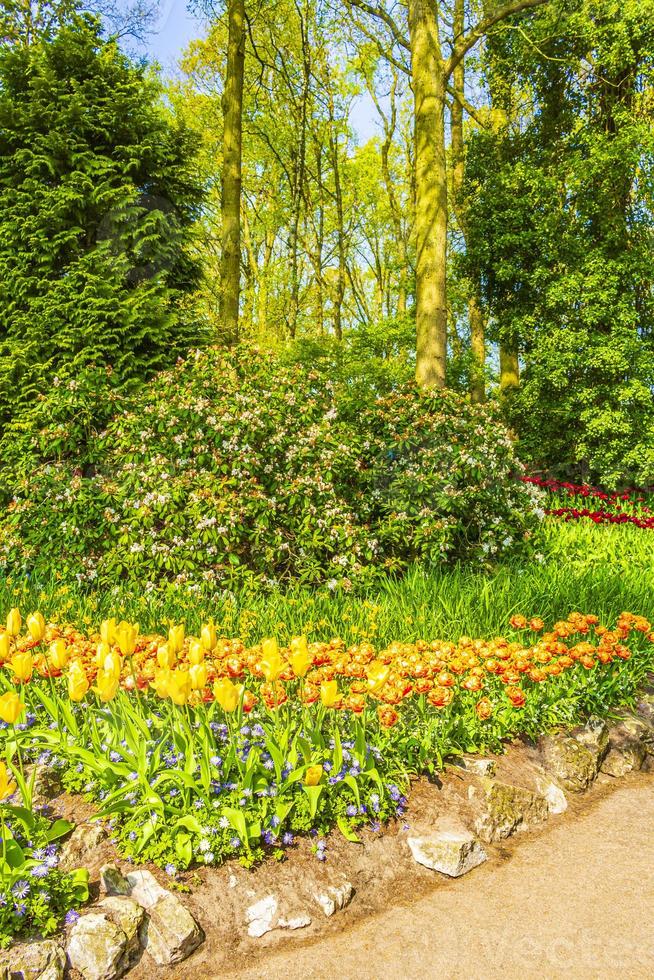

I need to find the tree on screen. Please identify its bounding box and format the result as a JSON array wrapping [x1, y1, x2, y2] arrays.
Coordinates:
[[463, 0, 654, 484], [219, 0, 245, 342], [0, 13, 205, 429], [344, 0, 550, 387]]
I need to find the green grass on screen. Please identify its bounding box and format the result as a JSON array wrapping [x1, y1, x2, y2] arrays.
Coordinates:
[[1, 519, 654, 644]]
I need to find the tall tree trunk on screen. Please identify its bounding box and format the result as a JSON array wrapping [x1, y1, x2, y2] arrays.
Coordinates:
[[219, 0, 245, 344], [409, 0, 447, 388], [328, 93, 346, 341], [500, 346, 520, 396], [451, 0, 485, 403]]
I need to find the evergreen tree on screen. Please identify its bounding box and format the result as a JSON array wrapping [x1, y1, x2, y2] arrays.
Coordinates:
[[0, 11, 206, 432]]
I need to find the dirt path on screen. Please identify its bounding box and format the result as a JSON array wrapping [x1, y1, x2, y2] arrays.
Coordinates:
[[223, 780, 654, 980]]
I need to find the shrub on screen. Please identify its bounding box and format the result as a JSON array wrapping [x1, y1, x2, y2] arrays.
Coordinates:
[[0, 346, 541, 593]]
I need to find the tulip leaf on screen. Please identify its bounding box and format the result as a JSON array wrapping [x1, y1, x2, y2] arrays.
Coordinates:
[[337, 816, 361, 844], [302, 784, 324, 820]]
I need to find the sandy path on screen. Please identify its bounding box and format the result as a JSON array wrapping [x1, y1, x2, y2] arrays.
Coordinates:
[[223, 781, 654, 980]]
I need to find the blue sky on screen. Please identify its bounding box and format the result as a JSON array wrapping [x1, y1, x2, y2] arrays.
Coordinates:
[[142, 1, 379, 141]]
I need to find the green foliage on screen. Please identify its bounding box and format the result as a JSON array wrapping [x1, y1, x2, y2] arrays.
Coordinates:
[[463, 0, 654, 486], [0, 800, 89, 946], [0, 13, 207, 436], [0, 345, 539, 593]]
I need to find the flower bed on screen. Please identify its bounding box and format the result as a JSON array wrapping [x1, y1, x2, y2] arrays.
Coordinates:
[[521, 476, 654, 529], [1, 603, 652, 918]]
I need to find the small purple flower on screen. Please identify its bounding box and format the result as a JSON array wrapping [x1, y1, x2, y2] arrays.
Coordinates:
[[282, 831, 294, 846], [230, 836, 241, 849], [165, 864, 177, 877], [31, 864, 49, 879], [12, 881, 29, 900], [346, 804, 357, 817], [65, 909, 80, 925], [271, 815, 281, 828]]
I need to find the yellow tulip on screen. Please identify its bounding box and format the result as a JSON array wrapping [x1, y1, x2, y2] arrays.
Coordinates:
[[200, 621, 217, 651], [289, 636, 312, 678], [94, 668, 119, 703], [0, 632, 11, 663], [103, 650, 122, 681], [49, 639, 69, 670], [320, 680, 339, 708], [304, 764, 323, 787], [94, 641, 111, 667], [0, 761, 16, 801], [168, 624, 185, 655], [26, 612, 46, 643], [152, 668, 171, 699], [188, 639, 205, 665], [213, 677, 239, 713], [189, 662, 208, 691], [366, 661, 390, 694], [100, 618, 117, 645], [261, 637, 284, 682], [157, 643, 176, 669], [9, 651, 33, 683], [68, 661, 89, 702], [168, 669, 191, 706], [0, 690, 24, 725], [115, 621, 138, 657], [6, 608, 21, 637]]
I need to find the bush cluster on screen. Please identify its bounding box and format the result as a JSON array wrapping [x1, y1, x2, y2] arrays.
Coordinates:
[[0, 347, 541, 593]]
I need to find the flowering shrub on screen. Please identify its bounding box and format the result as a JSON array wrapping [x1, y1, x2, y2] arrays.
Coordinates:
[[0, 347, 540, 593], [0, 606, 652, 874], [521, 476, 654, 530]]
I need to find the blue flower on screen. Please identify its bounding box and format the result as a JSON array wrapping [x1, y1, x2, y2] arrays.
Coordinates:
[[165, 864, 177, 877], [282, 831, 294, 846], [31, 864, 49, 879], [345, 804, 357, 817], [12, 881, 29, 900], [65, 909, 80, 925]]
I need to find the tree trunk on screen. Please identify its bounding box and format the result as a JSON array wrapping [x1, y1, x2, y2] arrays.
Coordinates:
[[409, 0, 448, 388], [469, 293, 486, 403], [500, 346, 520, 396], [219, 0, 245, 345]]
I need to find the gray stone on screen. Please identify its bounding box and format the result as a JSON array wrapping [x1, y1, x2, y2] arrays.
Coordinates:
[[141, 894, 204, 965], [601, 740, 647, 777], [573, 716, 609, 759], [66, 913, 128, 980], [539, 780, 568, 815], [312, 880, 354, 917], [245, 894, 278, 938], [541, 735, 599, 792], [2, 940, 65, 980], [98, 897, 145, 970], [459, 757, 496, 777], [245, 894, 312, 938], [124, 869, 169, 910], [474, 779, 549, 842], [59, 823, 106, 872], [620, 716, 654, 755], [408, 823, 487, 876], [100, 865, 131, 897]]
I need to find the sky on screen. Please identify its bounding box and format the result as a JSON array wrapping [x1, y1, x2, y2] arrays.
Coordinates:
[[141, 0, 379, 142]]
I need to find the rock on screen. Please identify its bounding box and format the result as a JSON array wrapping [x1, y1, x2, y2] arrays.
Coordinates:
[[124, 869, 169, 910], [246, 895, 278, 938], [312, 880, 354, 917], [2, 940, 65, 980], [60, 823, 106, 872], [25, 765, 64, 805], [573, 716, 609, 759], [98, 898, 145, 970], [620, 716, 654, 755], [458, 757, 496, 777], [635, 694, 654, 727], [538, 780, 568, 815], [100, 865, 131, 897], [66, 913, 128, 980], [600, 730, 647, 776], [407, 822, 487, 876], [541, 735, 599, 792], [141, 894, 204, 965], [245, 894, 312, 938], [474, 779, 548, 842]]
